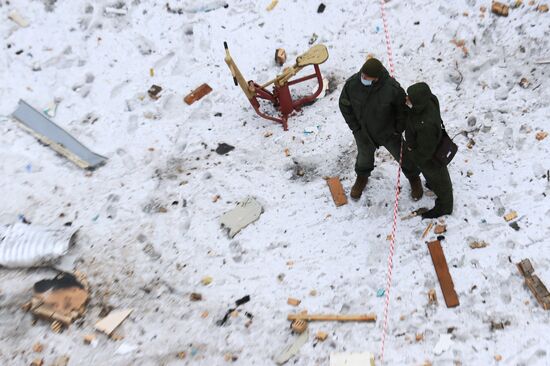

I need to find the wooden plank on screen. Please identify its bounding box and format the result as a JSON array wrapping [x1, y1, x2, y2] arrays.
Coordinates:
[[326, 177, 348, 207], [516, 258, 550, 310], [94, 309, 133, 335], [517, 259, 535, 277], [184, 83, 212, 105], [287, 313, 376, 322], [427, 240, 459, 308]]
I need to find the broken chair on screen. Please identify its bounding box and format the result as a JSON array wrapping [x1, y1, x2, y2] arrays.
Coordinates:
[[224, 42, 329, 130]]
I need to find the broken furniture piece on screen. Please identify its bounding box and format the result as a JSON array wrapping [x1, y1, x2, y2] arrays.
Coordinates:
[[287, 313, 377, 322], [95, 308, 133, 336], [0, 223, 77, 268], [330, 352, 376, 366], [427, 240, 459, 308], [24, 272, 89, 327], [517, 259, 550, 310], [184, 83, 212, 105], [220, 197, 263, 238], [326, 177, 348, 207], [11, 100, 107, 169], [224, 42, 329, 130]]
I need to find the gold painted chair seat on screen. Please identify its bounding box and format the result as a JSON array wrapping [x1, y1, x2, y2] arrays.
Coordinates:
[[296, 44, 328, 67]]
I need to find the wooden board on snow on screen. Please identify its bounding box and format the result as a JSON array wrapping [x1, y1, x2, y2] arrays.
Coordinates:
[[326, 177, 348, 207], [427, 240, 459, 308]]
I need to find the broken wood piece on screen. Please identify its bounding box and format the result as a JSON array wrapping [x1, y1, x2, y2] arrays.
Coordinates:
[[30, 359, 44, 366], [184, 83, 212, 105], [469, 240, 488, 249], [421, 222, 434, 239], [434, 224, 447, 235], [517, 259, 535, 277], [83, 334, 96, 345], [538, 4, 549, 12], [517, 259, 550, 310], [8, 10, 29, 27], [491, 1, 509, 16], [287, 313, 376, 322], [330, 352, 375, 366], [287, 298, 301, 306], [148, 85, 162, 100], [536, 131, 548, 141], [266, 0, 279, 11], [326, 177, 348, 207], [428, 288, 438, 305], [316, 331, 328, 341], [33, 343, 44, 353], [504, 211, 518, 222], [50, 320, 63, 333], [94, 309, 133, 336], [525, 276, 550, 310], [291, 319, 308, 334], [427, 240, 459, 308], [275, 48, 287, 66], [190, 292, 202, 301]]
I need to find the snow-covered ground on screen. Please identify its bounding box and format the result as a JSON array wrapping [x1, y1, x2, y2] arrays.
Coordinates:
[[1, 0, 549, 365]]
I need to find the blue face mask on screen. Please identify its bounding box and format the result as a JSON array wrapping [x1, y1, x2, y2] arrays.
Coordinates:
[[361, 77, 373, 86]]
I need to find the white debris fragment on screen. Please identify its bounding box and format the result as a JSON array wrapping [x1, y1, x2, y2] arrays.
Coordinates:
[[274, 329, 309, 365], [105, 7, 128, 15], [434, 334, 453, 355], [220, 197, 263, 238], [0, 223, 76, 268], [8, 10, 29, 28]]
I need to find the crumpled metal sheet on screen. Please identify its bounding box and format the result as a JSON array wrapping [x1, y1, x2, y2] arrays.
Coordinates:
[[0, 223, 77, 268], [220, 197, 263, 238]]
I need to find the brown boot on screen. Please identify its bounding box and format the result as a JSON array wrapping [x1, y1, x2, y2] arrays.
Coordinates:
[[408, 176, 423, 200], [350, 176, 368, 200]]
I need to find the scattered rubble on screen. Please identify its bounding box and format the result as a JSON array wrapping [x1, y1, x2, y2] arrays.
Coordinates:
[[23, 272, 89, 328], [517, 259, 550, 310]]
